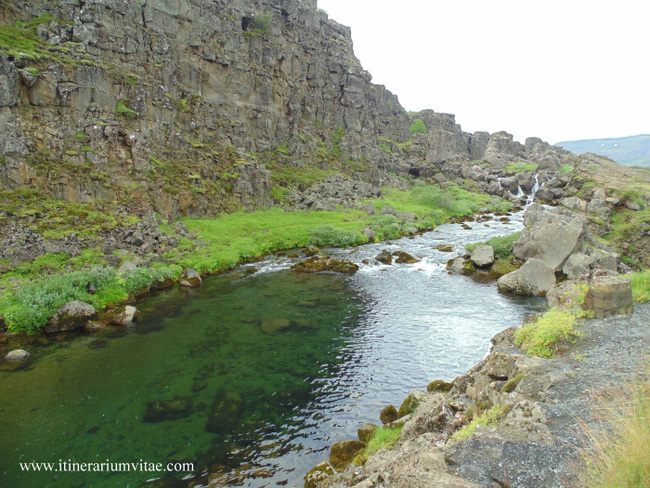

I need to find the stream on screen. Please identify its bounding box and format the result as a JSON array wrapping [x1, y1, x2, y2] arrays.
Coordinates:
[[0, 210, 547, 488]]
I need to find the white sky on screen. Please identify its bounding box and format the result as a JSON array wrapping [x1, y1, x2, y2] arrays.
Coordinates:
[[317, 0, 649, 144]]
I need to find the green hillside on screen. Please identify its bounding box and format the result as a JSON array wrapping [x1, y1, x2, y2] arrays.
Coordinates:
[[555, 134, 650, 167]]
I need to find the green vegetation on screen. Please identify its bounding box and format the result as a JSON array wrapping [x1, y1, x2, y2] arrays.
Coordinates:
[[244, 12, 272, 39], [115, 99, 138, 119], [465, 231, 521, 257], [629, 270, 650, 303], [0, 188, 139, 239], [559, 165, 574, 174], [308, 225, 360, 247], [580, 371, 650, 487], [354, 426, 403, 465], [506, 162, 538, 173], [514, 307, 585, 358], [501, 373, 525, 393], [170, 208, 370, 273], [450, 404, 508, 442], [0, 265, 180, 334], [409, 118, 427, 135]]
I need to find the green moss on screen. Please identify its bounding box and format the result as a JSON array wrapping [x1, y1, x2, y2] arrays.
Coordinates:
[[450, 404, 508, 442], [501, 373, 525, 393], [115, 99, 138, 119], [559, 165, 574, 174]]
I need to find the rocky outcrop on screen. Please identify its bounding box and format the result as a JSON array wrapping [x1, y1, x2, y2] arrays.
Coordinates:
[[315, 303, 650, 488], [582, 275, 634, 318]]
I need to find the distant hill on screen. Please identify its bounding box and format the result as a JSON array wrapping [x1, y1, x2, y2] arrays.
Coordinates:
[[555, 134, 650, 167]]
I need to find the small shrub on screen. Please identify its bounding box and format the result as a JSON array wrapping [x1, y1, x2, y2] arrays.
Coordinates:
[[514, 308, 584, 358], [409, 118, 426, 135], [628, 270, 650, 303]]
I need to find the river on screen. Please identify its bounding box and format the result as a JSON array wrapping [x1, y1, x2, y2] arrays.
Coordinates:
[[0, 210, 547, 488]]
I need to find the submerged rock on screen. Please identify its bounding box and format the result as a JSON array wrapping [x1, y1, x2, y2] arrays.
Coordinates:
[[205, 389, 244, 434], [292, 255, 359, 274], [180, 268, 202, 287], [436, 244, 454, 252], [143, 396, 194, 423], [260, 318, 291, 334], [3, 349, 30, 361], [45, 300, 97, 333]]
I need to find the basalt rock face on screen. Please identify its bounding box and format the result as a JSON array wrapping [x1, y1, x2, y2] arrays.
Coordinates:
[[0, 0, 411, 219], [0, 0, 572, 223]]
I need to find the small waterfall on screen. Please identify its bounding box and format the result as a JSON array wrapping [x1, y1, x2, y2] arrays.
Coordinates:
[[516, 186, 525, 198]]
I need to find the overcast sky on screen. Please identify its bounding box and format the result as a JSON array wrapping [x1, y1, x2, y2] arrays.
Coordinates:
[[317, 0, 649, 144]]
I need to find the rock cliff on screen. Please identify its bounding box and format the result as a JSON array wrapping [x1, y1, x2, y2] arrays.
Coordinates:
[[1, 0, 567, 221]]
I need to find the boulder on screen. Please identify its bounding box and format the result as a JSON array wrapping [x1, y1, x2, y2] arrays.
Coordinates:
[[4, 349, 30, 361], [497, 258, 556, 296], [304, 462, 336, 488], [583, 275, 633, 318], [179, 268, 202, 287], [45, 301, 97, 333], [512, 207, 588, 272], [470, 245, 495, 268], [427, 379, 454, 393], [446, 257, 465, 274], [102, 305, 139, 326], [375, 249, 393, 265], [397, 390, 428, 418], [393, 251, 419, 264], [357, 422, 380, 444], [380, 405, 398, 424], [380, 205, 397, 216], [329, 440, 365, 470], [562, 253, 594, 279], [436, 244, 454, 252], [117, 261, 137, 275]]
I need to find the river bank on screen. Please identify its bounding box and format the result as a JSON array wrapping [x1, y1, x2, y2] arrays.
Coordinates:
[[309, 292, 650, 487]]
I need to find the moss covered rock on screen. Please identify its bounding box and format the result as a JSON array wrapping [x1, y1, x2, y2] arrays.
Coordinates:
[[380, 405, 398, 424], [329, 440, 365, 470]]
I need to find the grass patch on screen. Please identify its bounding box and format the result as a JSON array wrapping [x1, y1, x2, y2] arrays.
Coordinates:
[[628, 270, 650, 303], [466, 231, 521, 258], [173, 208, 370, 273], [450, 404, 508, 442], [409, 118, 426, 135], [354, 425, 403, 465], [0, 265, 181, 334], [514, 307, 585, 358], [308, 225, 361, 247], [559, 165, 574, 174], [506, 162, 538, 173], [580, 372, 650, 488]]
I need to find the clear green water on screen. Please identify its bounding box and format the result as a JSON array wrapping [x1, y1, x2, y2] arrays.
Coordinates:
[[0, 271, 364, 488], [0, 213, 548, 488]]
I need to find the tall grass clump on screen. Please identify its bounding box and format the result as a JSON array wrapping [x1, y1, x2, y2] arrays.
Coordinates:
[[514, 307, 584, 358], [354, 425, 403, 465], [579, 375, 650, 488], [628, 270, 650, 303], [1, 265, 180, 334]]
